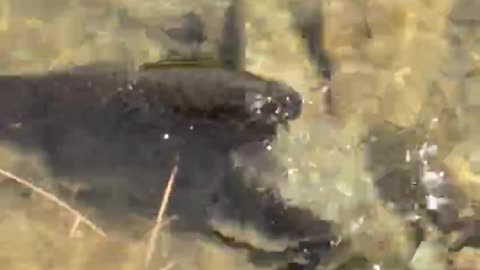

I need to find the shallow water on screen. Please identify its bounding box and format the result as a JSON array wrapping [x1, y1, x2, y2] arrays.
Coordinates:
[[1, 0, 480, 270]]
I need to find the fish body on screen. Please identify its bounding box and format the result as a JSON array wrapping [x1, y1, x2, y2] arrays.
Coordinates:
[[129, 65, 302, 125], [0, 62, 302, 146], [0, 3, 314, 269]]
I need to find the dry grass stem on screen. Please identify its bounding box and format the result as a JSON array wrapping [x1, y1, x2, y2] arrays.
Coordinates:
[[145, 164, 179, 269], [0, 168, 107, 238], [69, 215, 82, 238]]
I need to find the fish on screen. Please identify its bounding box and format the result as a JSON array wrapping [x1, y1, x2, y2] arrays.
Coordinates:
[[0, 61, 302, 151], [0, 0, 303, 146], [129, 0, 303, 134], [135, 60, 302, 126], [0, 2, 316, 269]]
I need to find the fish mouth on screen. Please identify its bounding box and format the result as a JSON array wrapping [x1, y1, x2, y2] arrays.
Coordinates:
[[280, 92, 303, 121], [266, 83, 303, 122], [246, 103, 300, 131], [244, 84, 302, 134]]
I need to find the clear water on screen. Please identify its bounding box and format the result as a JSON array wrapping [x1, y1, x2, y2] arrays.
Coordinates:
[[1, 0, 480, 269]]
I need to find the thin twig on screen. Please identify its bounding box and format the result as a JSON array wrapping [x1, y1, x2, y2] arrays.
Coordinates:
[[0, 168, 107, 238], [145, 164, 179, 269], [69, 214, 82, 238]]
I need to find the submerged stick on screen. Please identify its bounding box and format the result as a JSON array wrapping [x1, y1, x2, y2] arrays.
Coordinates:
[[0, 168, 107, 238], [145, 164, 179, 269]]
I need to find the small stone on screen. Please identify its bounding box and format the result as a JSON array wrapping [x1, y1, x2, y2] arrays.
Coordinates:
[[410, 241, 447, 270]]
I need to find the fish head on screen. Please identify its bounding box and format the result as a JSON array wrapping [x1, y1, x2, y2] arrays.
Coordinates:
[[245, 80, 302, 128], [265, 80, 303, 121]]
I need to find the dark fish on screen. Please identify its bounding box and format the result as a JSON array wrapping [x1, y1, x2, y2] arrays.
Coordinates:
[[134, 61, 302, 125], [289, 2, 333, 116], [0, 0, 301, 142], [0, 4, 311, 269], [219, 0, 246, 71], [0, 60, 302, 146], [290, 2, 331, 77]]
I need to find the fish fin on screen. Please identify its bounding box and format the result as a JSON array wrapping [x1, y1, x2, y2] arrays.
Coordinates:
[[139, 55, 222, 70], [219, 0, 246, 71]]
